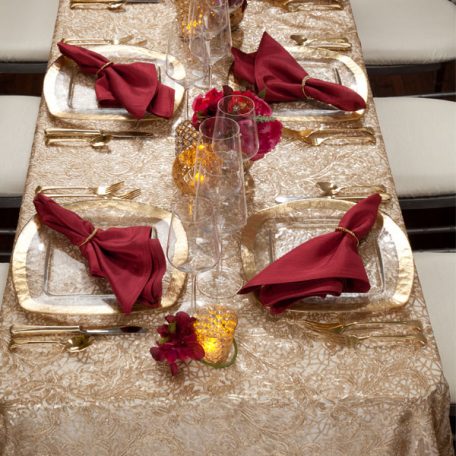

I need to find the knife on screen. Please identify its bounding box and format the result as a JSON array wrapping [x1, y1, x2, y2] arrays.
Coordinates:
[[275, 193, 391, 204], [10, 325, 148, 337], [45, 128, 156, 139]]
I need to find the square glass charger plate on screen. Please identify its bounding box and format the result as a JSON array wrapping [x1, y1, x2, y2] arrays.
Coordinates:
[[12, 200, 188, 315], [230, 47, 368, 122], [43, 45, 185, 121], [240, 199, 414, 313]]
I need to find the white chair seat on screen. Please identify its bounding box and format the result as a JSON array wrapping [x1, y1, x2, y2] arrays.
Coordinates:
[[414, 252, 456, 402], [350, 0, 456, 65], [374, 97, 456, 198], [0, 263, 9, 308], [0, 0, 59, 62], [0, 96, 41, 196]]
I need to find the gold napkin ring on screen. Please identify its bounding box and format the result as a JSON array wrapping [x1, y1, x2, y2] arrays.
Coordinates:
[[79, 228, 98, 247], [96, 61, 113, 77], [336, 227, 359, 247], [301, 75, 311, 99]]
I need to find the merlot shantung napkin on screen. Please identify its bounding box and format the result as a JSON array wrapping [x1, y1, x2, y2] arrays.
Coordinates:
[[58, 42, 175, 119], [34, 194, 166, 314], [238, 194, 381, 314], [231, 32, 366, 112]]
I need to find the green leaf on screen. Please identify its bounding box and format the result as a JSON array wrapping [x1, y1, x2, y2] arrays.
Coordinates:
[[257, 88, 267, 99]]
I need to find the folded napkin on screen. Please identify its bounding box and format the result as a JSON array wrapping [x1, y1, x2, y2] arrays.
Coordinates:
[[58, 42, 175, 119], [231, 32, 366, 112], [34, 194, 166, 314], [238, 194, 381, 314]]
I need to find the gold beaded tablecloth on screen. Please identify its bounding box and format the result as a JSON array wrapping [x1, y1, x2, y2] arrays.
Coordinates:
[[0, 1, 454, 455]]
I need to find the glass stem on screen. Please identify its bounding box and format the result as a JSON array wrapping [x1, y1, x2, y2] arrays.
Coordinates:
[[190, 273, 197, 314], [184, 88, 189, 120], [208, 64, 213, 88]]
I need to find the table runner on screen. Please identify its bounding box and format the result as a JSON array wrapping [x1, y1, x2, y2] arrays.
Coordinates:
[[0, 1, 453, 454]]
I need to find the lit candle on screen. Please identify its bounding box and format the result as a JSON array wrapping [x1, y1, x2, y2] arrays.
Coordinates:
[[194, 306, 238, 365]]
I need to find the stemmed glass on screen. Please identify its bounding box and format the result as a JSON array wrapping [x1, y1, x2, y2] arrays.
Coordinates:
[[195, 117, 247, 298], [165, 21, 205, 120], [216, 95, 259, 160], [166, 195, 220, 314], [187, 0, 232, 88]]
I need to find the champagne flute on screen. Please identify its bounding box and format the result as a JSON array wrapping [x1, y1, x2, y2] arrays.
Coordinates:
[[187, 0, 232, 88], [216, 95, 259, 160], [166, 195, 220, 313], [165, 21, 205, 120], [195, 117, 247, 298]]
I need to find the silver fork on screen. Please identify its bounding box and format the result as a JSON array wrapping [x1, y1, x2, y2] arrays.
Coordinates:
[[35, 181, 125, 196]]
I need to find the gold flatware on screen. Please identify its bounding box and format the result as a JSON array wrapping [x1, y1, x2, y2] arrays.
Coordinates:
[[275, 193, 391, 203], [299, 319, 423, 335], [290, 35, 352, 51], [317, 181, 387, 197], [61, 35, 148, 47], [45, 128, 156, 138], [42, 188, 141, 200], [282, 126, 376, 146], [9, 335, 93, 353], [11, 324, 147, 337], [70, 0, 159, 10], [283, 0, 343, 11], [44, 129, 156, 149], [327, 332, 427, 347], [35, 181, 125, 196]]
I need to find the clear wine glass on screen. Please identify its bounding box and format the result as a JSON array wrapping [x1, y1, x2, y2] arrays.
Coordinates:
[[187, 0, 232, 88], [216, 95, 259, 160], [166, 194, 220, 314], [194, 117, 247, 298], [165, 21, 205, 120]]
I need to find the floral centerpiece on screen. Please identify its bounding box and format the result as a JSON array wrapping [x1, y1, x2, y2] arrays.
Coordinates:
[[191, 86, 282, 162]]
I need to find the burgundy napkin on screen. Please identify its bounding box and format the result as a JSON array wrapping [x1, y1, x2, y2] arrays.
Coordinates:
[[231, 32, 366, 112], [34, 193, 166, 314], [58, 42, 175, 119], [238, 194, 381, 314]]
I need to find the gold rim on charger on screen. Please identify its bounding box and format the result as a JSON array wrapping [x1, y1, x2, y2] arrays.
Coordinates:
[[43, 45, 185, 121], [12, 200, 188, 315], [240, 199, 414, 313]]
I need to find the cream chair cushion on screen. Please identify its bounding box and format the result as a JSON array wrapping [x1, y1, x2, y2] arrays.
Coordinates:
[[374, 97, 456, 198], [414, 252, 456, 402], [0, 0, 59, 62], [0, 96, 41, 196], [350, 0, 456, 65], [0, 263, 9, 309]]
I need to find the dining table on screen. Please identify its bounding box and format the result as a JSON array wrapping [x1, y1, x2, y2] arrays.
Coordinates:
[[0, 0, 454, 455]]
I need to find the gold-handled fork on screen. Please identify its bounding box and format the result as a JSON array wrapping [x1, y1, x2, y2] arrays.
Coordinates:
[[35, 181, 125, 197], [325, 332, 427, 347], [61, 34, 148, 47], [298, 319, 423, 335], [70, 0, 127, 10], [290, 35, 352, 51], [42, 188, 141, 200], [282, 127, 376, 146], [316, 181, 387, 197], [283, 0, 343, 11]]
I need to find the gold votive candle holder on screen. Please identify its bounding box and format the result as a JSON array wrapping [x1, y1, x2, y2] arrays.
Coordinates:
[[194, 306, 238, 366]]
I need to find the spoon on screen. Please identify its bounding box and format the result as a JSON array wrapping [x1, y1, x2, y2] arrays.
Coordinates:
[[316, 181, 387, 196], [10, 335, 94, 353], [108, 0, 127, 10]]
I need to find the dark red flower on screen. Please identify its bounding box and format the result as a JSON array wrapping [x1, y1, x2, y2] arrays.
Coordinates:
[[150, 311, 205, 376], [191, 86, 282, 159]]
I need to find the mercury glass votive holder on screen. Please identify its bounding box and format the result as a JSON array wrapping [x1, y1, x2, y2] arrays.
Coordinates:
[[194, 306, 238, 365]]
